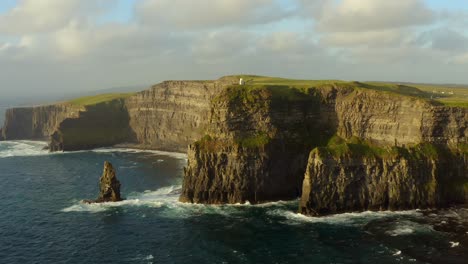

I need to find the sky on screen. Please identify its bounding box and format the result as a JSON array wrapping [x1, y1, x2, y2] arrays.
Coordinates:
[[1, 0, 468, 97]]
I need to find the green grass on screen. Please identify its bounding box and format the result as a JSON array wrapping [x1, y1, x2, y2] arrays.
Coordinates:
[[67, 93, 135, 106], [314, 135, 461, 159], [235, 132, 271, 148], [224, 75, 468, 108], [194, 132, 272, 151]]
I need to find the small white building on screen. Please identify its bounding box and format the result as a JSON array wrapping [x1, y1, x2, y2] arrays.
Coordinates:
[[239, 78, 245, 85]]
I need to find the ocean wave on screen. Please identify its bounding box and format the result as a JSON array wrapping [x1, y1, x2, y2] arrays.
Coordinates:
[[62, 185, 181, 213], [384, 220, 434, 236], [267, 209, 421, 226], [92, 148, 187, 159], [0, 140, 188, 159], [61, 184, 297, 217], [0, 140, 49, 158]]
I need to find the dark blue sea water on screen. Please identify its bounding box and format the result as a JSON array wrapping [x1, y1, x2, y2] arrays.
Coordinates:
[[0, 141, 467, 264]]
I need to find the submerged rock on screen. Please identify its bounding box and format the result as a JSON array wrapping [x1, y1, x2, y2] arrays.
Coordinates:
[[84, 161, 122, 203]]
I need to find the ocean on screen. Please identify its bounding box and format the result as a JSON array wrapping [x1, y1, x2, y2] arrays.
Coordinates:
[[0, 141, 467, 264]]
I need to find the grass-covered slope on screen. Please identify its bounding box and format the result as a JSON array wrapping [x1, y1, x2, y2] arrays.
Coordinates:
[[230, 75, 468, 108], [67, 93, 135, 106]]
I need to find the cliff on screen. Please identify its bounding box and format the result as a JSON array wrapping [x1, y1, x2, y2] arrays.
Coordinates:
[[0, 104, 81, 141], [180, 85, 326, 203], [49, 99, 131, 151], [124, 79, 231, 152], [334, 88, 467, 146], [299, 140, 467, 216], [181, 82, 467, 207], [1, 76, 467, 215]]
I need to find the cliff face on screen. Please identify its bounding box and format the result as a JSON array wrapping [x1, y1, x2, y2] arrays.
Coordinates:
[[180, 84, 467, 206], [334, 89, 468, 147], [124, 80, 229, 152], [1, 77, 467, 214], [49, 99, 131, 151], [46, 78, 238, 152], [0, 105, 80, 140], [180, 86, 327, 203], [300, 146, 467, 216]]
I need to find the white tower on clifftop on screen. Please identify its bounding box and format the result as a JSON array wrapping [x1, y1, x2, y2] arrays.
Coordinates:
[[239, 78, 245, 85]]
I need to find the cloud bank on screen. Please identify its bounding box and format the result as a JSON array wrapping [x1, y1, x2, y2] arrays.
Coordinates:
[[0, 0, 468, 96]]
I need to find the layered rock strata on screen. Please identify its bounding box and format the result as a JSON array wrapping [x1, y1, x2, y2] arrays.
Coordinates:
[[299, 144, 468, 216], [49, 99, 131, 151], [0, 104, 80, 141], [181, 84, 467, 207], [1, 77, 467, 213], [123, 79, 231, 152], [180, 86, 332, 204]]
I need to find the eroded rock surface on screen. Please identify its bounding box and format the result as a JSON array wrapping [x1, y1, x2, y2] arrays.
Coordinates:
[[299, 146, 467, 216], [85, 161, 122, 203]]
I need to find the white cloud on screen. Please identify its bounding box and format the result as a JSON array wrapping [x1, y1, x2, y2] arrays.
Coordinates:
[[136, 0, 290, 30], [0, 0, 116, 35], [320, 29, 405, 47], [315, 0, 434, 32], [1, 0, 468, 98]]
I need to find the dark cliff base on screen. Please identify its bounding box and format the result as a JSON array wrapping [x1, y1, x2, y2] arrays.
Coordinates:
[[180, 142, 307, 204]]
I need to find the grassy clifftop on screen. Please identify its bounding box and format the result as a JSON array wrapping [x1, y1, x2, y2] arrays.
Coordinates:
[[67, 93, 135, 106], [314, 135, 467, 160], [229, 75, 468, 108]]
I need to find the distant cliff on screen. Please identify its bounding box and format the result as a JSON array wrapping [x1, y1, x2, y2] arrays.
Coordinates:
[[124, 79, 230, 152], [0, 104, 81, 141], [49, 99, 131, 151]]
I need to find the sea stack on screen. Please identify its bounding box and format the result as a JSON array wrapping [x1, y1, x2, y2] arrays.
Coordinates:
[[93, 161, 122, 203]]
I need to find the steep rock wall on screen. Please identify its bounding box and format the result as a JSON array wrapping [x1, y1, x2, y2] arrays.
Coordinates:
[[334, 89, 467, 146], [180, 84, 467, 206], [0, 105, 80, 140], [299, 146, 467, 216], [123, 80, 229, 152], [180, 85, 327, 203], [44, 77, 239, 152], [49, 100, 131, 151]]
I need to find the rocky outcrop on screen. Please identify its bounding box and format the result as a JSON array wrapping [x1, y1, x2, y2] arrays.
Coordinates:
[[0, 104, 80, 141], [85, 161, 122, 203], [299, 145, 467, 216], [97, 161, 122, 202]]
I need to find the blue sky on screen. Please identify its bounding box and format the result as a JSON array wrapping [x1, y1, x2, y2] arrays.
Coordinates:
[[1, 0, 468, 96]]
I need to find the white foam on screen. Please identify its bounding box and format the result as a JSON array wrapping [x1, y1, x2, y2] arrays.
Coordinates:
[[386, 227, 414, 236], [0, 140, 48, 158], [268, 209, 421, 226], [393, 250, 402, 256], [92, 148, 187, 159], [61, 184, 298, 218], [450, 241, 460, 248], [62, 185, 181, 213], [0, 141, 188, 159]]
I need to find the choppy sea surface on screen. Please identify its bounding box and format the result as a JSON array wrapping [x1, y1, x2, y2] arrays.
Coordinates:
[[0, 141, 467, 264]]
